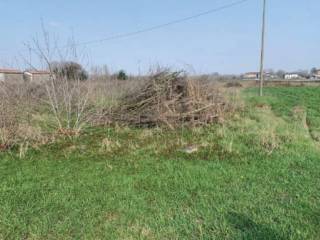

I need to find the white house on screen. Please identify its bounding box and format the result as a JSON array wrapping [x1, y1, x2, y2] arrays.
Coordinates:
[[284, 73, 301, 80], [243, 72, 259, 80]]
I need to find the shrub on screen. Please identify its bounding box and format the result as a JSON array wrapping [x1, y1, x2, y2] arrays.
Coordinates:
[[0, 103, 18, 149], [117, 70, 128, 81], [51, 61, 88, 81], [0, 82, 38, 149], [225, 82, 243, 88]]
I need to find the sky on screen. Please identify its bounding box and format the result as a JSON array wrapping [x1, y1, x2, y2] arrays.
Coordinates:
[[0, 0, 319, 74]]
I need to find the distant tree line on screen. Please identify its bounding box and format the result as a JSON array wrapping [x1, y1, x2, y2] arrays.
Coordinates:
[[51, 61, 88, 81], [49, 62, 318, 81]]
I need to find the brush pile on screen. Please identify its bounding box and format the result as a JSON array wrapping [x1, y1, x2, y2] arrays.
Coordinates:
[[114, 70, 233, 129]]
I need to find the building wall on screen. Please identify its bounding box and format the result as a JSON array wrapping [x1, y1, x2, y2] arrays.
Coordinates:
[[284, 74, 299, 80], [24, 73, 51, 83], [243, 73, 259, 79], [32, 74, 51, 82], [245, 75, 256, 79], [1, 73, 24, 83]]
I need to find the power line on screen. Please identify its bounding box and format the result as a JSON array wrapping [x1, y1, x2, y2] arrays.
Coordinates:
[[0, 0, 250, 53], [72, 0, 250, 48]]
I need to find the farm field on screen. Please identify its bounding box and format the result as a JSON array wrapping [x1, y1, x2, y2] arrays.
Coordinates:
[[1, 87, 320, 239]]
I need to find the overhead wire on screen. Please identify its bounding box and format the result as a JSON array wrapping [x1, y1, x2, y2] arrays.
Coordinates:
[[0, 0, 250, 53]]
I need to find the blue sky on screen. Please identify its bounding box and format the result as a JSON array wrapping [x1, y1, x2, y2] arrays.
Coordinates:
[[0, 0, 319, 74]]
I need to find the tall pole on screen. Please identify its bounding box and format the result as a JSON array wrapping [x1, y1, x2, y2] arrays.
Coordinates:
[[259, 0, 266, 96]]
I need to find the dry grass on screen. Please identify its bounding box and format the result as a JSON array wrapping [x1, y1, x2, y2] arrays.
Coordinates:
[[0, 69, 238, 150], [0, 83, 23, 149], [0, 81, 52, 150]]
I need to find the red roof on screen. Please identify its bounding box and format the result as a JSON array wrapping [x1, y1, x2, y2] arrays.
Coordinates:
[[25, 70, 51, 75], [0, 68, 22, 74]]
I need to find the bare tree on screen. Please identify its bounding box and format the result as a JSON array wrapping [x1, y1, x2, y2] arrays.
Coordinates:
[[311, 67, 318, 75], [276, 70, 285, 79]]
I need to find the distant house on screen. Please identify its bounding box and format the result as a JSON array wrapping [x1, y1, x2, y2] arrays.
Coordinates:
[[23, 70, 51, 83], [312, 69, 320, 79], [264, 71, 277, 79], [243, 72, 259, 80], [284, 73, 302, 80], [0, 68, 23, 83]]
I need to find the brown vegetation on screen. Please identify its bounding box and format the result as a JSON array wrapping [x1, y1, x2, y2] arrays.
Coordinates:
[[1, 29, 238, 152], [0, 68, 237, 151], [0, 81, 46, 150], [112, 70, 235, 129]]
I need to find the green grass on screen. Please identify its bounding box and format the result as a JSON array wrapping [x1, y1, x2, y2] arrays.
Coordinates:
[[244, 86, 320, 140], [1, 87, 320, 239]]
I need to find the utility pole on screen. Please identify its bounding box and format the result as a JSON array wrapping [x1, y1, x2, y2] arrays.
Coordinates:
[[259, 0, 266, 96]]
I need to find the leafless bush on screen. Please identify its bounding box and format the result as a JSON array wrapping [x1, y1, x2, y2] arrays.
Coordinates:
[[25, 27, 94, 135], [224, 82, 243, 88], [0, 87, 19, 149], [0, 81, 41, 149], [41, 73, 93, 133], [112, 70, 235, 129]]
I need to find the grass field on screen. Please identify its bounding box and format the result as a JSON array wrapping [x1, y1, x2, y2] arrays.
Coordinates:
[[245, 86, 320, 140], [1, 87, 320, 239]]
